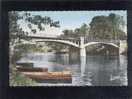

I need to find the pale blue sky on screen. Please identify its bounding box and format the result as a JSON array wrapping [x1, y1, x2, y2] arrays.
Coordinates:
[[22, 11, 127, 30], [18, 11, 127, 36]]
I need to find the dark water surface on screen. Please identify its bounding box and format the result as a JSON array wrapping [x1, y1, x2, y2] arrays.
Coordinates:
[[17, 52, 127, 86]]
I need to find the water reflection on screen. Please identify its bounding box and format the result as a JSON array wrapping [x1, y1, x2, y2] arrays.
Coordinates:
[[17, 52, 127, 86], [80, 56, 86, 77]]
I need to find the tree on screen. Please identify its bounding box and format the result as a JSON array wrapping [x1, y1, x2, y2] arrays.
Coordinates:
[[9, 11, 60, 62], [61, 23, 89, 39], [23, 12, 60, 34], [89, 15, 112, 39], [9, 11, 60, 86], [62, 29, 74, 38], [75, 23, 89, 37], [9, 11, 25, 46], [108, 13, 125, 39], [89, 13, 126, 40], [9, 11, 29, 63]]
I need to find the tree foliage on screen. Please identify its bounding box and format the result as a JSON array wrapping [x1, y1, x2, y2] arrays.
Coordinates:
[[61, 23, 89, 39], [9, 65, 36, 86], [89, 13, 126, 40], [9, 11, 25, 45], [9, 11, 60, 61], [9, 11, 60, 45], [60, 13, 126, 40], [23, 12, 60, 34], [75, 23, 89, 37], [9, 11, 60, 86]]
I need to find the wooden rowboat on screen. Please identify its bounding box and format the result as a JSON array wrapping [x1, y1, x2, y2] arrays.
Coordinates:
[[21, 71, 72, 83]]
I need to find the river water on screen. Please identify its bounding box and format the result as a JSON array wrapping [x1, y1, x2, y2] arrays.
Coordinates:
[[17, 52, 128, 86]]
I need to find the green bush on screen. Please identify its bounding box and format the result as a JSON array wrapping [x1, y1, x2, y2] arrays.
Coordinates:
[[9, 64, 36, 86]]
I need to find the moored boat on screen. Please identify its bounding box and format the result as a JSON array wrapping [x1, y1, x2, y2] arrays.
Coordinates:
[[21, 71, 72, 83], [16, 66, 48, 72]]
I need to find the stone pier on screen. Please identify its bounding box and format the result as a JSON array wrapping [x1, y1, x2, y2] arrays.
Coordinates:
[[80, 37, 86, 76]]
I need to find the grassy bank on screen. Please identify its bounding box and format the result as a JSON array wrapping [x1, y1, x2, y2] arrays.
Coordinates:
[[9, 64, 37, 86]]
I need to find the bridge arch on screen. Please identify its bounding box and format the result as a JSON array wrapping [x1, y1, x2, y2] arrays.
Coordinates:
[[84, 42, 119, 48], [36, 39, 80, 48]]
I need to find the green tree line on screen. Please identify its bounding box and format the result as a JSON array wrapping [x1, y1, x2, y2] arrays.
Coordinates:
[[61, 13, 126, 40]]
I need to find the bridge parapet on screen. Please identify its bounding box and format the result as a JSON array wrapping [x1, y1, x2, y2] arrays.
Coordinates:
[[26, 36, 120, 48]]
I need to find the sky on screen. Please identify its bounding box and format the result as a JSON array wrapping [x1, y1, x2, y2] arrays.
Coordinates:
[[18, 11, 127, 36]]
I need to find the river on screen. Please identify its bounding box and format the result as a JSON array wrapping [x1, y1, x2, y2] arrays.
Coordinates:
[[17, 52, 128, 86]]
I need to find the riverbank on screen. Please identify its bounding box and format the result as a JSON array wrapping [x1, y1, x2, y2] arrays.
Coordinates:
[[9, 64, 37, 86]]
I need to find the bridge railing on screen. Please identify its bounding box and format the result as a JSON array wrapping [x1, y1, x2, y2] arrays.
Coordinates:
[[26, 35, 120, 45]]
